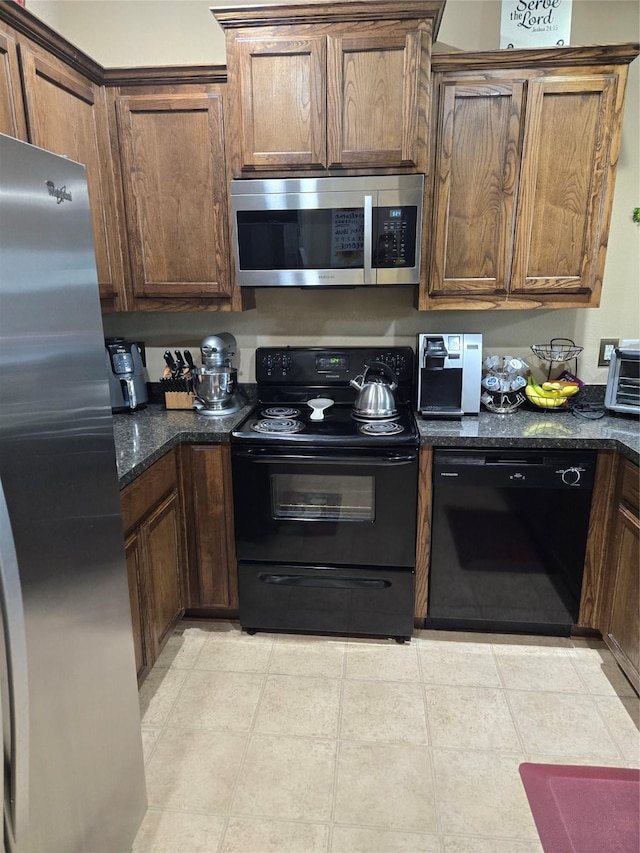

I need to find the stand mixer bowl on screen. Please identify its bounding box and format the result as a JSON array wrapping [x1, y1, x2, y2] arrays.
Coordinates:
[[193, 333, 244, 416], [195, 365, 237, 408]]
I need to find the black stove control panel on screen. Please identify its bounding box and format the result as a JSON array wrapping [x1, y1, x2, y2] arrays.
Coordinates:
[[259, 351, 293, 377], [256, 346, 414, 385]]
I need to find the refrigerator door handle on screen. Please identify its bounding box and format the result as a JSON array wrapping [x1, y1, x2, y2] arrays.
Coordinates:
[[0, 478, 30, 843]]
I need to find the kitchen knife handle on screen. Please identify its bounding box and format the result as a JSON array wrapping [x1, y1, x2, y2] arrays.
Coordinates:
[[0, 477, 29, 843], [174, 350, 186, 373]]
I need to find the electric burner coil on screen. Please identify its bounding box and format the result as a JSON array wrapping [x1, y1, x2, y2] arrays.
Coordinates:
[[251, 418, 305, 434], [359, 421, 405, 436], [261, 407, 301, 419]]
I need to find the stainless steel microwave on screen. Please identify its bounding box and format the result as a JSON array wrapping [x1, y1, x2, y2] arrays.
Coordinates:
[[230, 174, 424, 287]]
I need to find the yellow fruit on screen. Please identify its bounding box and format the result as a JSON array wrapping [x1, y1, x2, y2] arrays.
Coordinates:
[[526, 376, 567, 408], [541, 381, 580, 398], [533, 394, 566, 409], [559, 384, 580, 397]]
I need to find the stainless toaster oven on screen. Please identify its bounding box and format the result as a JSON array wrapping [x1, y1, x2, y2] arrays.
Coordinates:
[[605, 342, 640, 415]]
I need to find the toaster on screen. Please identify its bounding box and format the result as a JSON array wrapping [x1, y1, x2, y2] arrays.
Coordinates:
[[604, 341, 640, 416]]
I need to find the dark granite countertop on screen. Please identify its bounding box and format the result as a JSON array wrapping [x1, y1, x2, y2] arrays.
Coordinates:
[[416, 409, 639, 466], [113, 402, 254, 487], [113, 401, 639, 488]]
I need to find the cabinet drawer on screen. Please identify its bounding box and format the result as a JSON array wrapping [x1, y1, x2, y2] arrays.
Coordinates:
[[620, 459, 639, 513], [121, 450, 178, 533]]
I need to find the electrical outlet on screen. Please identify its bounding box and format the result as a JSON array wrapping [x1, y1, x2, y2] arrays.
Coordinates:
[[598, 338, 618, 367]]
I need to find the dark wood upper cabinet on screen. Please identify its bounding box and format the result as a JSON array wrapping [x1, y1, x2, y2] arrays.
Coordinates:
[[422, 44, 639, 310], [0, 3, 245, 313], [0, 29, 26, 138], [114, 90, 233, 304], [326, 27, 429, 170], [1, 3, 638, 315], [428, 78, 523, 297], [213, 1, 445, 177], [510, 74, 616, 299], [236, 35, 327, 169], [0, 5, 127, 311], [18, 46, 125, 309]]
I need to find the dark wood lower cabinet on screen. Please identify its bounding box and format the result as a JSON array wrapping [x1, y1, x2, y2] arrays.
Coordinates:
[[121, 449, 186, 684], [414, 446, 432, 625], [146, 490, 185, 651], [602, 458, 639, 693], [119, 440, 637, 694], [125, 530, 149, 681], [180, 444, 238, 614]]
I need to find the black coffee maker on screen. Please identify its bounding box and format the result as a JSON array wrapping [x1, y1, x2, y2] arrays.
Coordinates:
[[416, 333, 482, 419], [105, 338, 148, 413]]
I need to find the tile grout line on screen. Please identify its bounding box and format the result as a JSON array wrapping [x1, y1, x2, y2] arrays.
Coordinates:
[[325, 642, 349, 853], [214, 633, 276, 853], [491, 641, 529, 759], [417, 641, 446, 851]]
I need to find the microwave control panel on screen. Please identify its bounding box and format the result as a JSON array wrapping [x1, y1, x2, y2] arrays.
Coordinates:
[[373, 207, 417, 268]]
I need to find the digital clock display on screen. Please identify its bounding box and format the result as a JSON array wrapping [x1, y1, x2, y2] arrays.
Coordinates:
[[389, 209, 402, 218], [316, 355, 348, 372]]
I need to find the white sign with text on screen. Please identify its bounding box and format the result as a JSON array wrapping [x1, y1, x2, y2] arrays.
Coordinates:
[[500, 0, 572, 48]]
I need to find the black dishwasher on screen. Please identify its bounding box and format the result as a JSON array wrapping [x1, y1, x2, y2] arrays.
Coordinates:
[[426, 449, 597, 636]]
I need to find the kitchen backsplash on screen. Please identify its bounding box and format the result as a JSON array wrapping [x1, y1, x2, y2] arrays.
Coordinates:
[[102, 287, 625, 387]]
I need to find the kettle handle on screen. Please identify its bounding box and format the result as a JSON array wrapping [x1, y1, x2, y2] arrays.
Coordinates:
[[363, 360, 398, 390]]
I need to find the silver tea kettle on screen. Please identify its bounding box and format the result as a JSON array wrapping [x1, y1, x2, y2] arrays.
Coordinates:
[[350, 361, 398, 419]]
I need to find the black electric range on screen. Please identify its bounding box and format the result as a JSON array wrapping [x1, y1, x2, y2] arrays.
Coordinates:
[[230, 347, 418, 643], [231, 346, 418, 446]]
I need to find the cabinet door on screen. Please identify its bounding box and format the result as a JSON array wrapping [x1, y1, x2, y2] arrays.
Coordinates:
[[236, 36, 326, 170], [0, 29, 26, 138], [327, 27, 429, 171], [604, 459, 640, 694], [511, 75, 617, 298], [184, 445, 238, 611], [429, 79, 523, 296], [145, 489, 184, 653], [115, 93, 231, 298], [125, 530, 151, 682], [18, 46, 125, 308]]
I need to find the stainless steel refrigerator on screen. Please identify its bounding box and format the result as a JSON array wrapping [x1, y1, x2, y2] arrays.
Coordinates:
[[0, 133, 146, 851]]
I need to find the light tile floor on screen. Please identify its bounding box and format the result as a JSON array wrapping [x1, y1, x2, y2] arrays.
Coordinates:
[[133, 621, 640, 853]]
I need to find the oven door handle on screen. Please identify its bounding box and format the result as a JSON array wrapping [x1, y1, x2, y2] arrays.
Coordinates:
[[233, 449, 417, 466], [258, 573, 392, 590]]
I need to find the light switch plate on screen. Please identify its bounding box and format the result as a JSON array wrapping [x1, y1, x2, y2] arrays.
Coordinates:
[[598, 338, 618, 367]]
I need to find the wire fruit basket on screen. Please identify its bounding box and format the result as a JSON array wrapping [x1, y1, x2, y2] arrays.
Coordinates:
[[530, 338, 583, 380], [528, 338, 583, 410]]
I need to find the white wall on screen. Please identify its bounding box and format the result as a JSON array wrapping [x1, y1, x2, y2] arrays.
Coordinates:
[[29, 0, 640, 384]]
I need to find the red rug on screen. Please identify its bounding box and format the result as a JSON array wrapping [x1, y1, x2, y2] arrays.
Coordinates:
[[519, 762, 640, 853]]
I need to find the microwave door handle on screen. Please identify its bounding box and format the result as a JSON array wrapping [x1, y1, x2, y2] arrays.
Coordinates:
[[363, 194, 373, 284]]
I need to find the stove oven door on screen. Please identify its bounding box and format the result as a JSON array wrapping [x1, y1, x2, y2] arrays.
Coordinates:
[[231, 445, 418, 568]]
